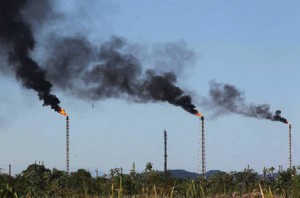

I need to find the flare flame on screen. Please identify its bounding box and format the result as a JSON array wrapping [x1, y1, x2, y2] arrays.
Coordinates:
[[195, 112, 203, 117], [58, 108, 68, 116]]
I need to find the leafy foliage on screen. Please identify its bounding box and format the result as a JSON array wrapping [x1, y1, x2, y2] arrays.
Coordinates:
[[1, 164, 300, 197]]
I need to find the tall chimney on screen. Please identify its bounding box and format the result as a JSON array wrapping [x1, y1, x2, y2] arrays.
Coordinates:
[[289, 124, 292, 169], [8, 164, 11, 176], [164, 129, 167, 173], [66, 116, 70, 174], [201, 116, 206, 178], [95, 169, 99, 177]]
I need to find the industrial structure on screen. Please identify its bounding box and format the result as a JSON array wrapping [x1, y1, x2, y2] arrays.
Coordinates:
[[197, 122, 200, 174], [289, 123, 292, 169], [9, 164, 11, 176], [66, 116, 70, 174], [201, 116, 206, 178], [164, 129, 168, 173], [95, 169, 99, 177], [197, 116, 206, 177]]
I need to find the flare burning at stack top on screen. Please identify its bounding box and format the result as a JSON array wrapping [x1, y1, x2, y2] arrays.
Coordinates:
[[0, 0, 201, 117], [195, 112, 203, 117], [59, 108, 68, 117], [273, 110, 288, 124], [195, 112, 206, 178], [204, 82, 289, 124], [66, 116, 70, 174]]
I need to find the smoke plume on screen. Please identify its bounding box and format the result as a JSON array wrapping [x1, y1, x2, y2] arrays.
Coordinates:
[[44, 36, 198, 114], [203, 81, 288, 123], [0, 0, 199, 115], [0, 0, 63, 113]]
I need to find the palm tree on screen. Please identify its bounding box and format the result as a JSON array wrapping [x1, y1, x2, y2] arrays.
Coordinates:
[[0, 184, 19, 198], [263, 167, 268, 179], [145, 162, 153, 173], [268, 167, 275, 178]]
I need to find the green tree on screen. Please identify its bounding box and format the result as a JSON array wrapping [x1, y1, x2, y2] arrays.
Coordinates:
[[21, 164, 51, 197], [232, 168, 258, 195], [47, 168, 69, 197], [275, 167, 296, 197], [145, 162, 153, 173], [68, 169, 93, 196], [268, 167, 275, 178], [0, 184, 18, 198], [263, 167, 268, 180], [291, 174, 300, 197], [206, 172, 234, 196]]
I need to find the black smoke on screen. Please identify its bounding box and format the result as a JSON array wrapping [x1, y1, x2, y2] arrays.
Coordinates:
[[203, 81, 288, 124], [0, 0, 199, 115], [0, 0, 63, 113], [44, 36, 198, 114], [273, 110, 288, 124]]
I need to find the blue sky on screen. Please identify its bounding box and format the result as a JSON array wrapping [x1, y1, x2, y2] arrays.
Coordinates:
[[1, 0, 300, 175]]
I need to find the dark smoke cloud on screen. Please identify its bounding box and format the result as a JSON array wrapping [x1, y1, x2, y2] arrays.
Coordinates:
[[20, 0, 55, 28], [203, 81, 288, 123], [0, 0, 63, 113], [0, 46, 10, 73], [0, 0, 198, 115], [151, 41, 196, 76], [44, 36, 198, 114], [44, 35, 96, 90]]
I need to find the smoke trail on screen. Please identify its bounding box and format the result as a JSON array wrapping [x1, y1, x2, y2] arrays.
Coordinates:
[[0, 1, 198, 115], [203, 81, 288, 123], [151, 41, 196, 76], [44, 36, 198, 114], [0, 0, 63, 113]]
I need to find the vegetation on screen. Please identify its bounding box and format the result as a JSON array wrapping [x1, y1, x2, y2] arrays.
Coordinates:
[[1, 163, 300, 197]]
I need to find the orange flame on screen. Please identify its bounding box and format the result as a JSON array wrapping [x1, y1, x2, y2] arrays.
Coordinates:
[[58, 108, 68, 116], [195, 112, 203, 117]]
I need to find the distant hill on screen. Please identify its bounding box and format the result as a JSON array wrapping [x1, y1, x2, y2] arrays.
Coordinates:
[[259, 173, 279, 179], [169, 169, 225, 179], [168, 169, 280, 180]]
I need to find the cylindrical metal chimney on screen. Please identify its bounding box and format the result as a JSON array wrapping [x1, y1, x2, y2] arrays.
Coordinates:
[[66, 116, 70, 174], [201, 116, 206, 178], [9, 164, 11, 176], [96, 169, 99, 177], [289, 123, 292, 169], [164, 129, 167, 173]]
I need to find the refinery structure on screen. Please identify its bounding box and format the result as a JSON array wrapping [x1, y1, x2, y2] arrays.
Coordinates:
[[0, 109, 294, 177], [0, 0, 296, 178]]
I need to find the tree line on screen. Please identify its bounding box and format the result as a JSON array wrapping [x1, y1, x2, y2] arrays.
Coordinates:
[[1, 163, 300, 197]]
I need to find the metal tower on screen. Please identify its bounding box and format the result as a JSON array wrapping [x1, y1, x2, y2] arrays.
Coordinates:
[[201, 116, 206, 178], [164, 129, 167, 173], [289, 124, 292, 169], [66, 116, 70, 174], [9, 164, 11, 176], [197, 120, 201, 174], [96, 169, 99, 177]]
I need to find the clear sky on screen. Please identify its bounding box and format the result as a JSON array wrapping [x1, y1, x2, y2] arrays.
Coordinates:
[[1, 0, 300, 175]]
